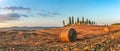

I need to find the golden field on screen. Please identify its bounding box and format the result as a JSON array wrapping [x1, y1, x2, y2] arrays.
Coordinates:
[[0, 25, 120, 51]]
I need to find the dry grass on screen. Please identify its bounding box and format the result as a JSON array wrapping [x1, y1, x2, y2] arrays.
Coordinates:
[[0, 25, 120, 50]]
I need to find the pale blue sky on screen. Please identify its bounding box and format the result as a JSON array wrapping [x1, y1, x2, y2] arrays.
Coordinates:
[[0, 0, 120, 27]]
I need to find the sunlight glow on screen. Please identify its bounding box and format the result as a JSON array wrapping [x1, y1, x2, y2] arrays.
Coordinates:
[[0, 0, 4, 5], [0, 23, 11, 28], [0, 0, 2, 3]]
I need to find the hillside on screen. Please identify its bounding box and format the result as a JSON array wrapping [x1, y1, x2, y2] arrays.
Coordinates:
[[0, 25, 120, 50]]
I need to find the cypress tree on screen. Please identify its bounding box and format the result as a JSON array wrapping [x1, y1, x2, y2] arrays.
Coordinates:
[[88, 20, 91, 25], [91, 21, 93, 25], [72, 16, 74, 24], [63, 20, 65, 26], [86, 19, 89, 24], [69, 17, 72, 25], [82, 16, 84, 23], [77, 17, 80, 23]]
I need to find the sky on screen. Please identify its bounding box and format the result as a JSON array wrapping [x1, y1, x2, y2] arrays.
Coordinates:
[[0, 0, 120, 27]]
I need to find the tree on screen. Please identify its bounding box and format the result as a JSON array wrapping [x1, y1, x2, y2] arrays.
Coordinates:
[[82, 16, 84, 23], [86, 19, 89, 24], [72, 16, 74, 24], [88, 20, 91, 25], [63, 20, 65, 26], [77, 17, 80, 23], [91, 21, 94, 25], [69, 17, 72, 25]]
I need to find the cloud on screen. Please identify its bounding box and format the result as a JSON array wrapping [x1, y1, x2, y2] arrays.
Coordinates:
[[0, 13, 28, 22], [37, 10, 60, 17], [0, 6, 30, 22], [0, 6, 60, 22], [1, 6, 30, 12], [21, 14, 29, 17]]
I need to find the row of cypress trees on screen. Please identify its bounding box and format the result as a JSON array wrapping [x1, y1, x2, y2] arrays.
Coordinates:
[[63, 16, 96, 27]]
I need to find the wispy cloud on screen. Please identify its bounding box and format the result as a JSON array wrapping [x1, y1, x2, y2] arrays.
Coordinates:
[[37, 10, 60, 17], [0, 13, 28, 22], [0, 6, 30, 22], [0, 6, 61, 22], [2, 6, 30, 12]]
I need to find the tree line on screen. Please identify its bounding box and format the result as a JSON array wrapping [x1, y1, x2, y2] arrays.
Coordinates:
[[63, 16, 96, 27]]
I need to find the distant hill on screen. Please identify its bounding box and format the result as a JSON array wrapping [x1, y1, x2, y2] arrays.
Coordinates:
[[0, 26, 60, 31]]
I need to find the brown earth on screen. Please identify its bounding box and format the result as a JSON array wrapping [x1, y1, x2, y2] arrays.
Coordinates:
[[0, 25, 120, 51]]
